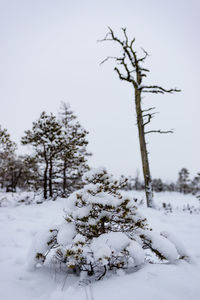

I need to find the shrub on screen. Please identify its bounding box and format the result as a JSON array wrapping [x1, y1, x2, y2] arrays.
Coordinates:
[[29, 168, 188, 280]]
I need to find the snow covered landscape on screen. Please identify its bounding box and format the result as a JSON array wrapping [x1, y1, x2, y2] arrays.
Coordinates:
[[1, 1, 199, 299], [0, 190, 200, 300]]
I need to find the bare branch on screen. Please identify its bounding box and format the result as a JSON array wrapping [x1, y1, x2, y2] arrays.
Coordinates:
[[143, 112, 158, 118], [141, 85, 181, 94], [114, 67, 130, 82], [145, 129, 174, 134], [142, 107, 156, 113], [143, 114, 152, 127], [138, 48, 149, 62], [99, 26, 180, 208], [121, 27, 128, 45], [97, 27, 115, 42], [142, 112, 158, 127], [100, 55, 124, 66], [99, 27, 150, 86], [140, 67, 150, 73]]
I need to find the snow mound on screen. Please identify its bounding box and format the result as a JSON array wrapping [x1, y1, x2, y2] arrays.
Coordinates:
[[160, 231, 188, 257], [57, 222, 76, 246], [144, 231, 179, 262]]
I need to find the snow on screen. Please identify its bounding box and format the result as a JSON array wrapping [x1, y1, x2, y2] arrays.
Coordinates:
[[0, 190, 43, 207], [72, 234, 86, 244], [122, 190, 200, 210], [91, 241, 111, 263], [71, 205, 92, 219], [91, 231, 132, 263], [144, 230, 179, 262], [57, 222, 76, 246], [82, 167, 107, 183], [160, 231, 188, 257], [0, 191, 200, 299], [65, 188, 126, 215], [27, 227, 57, 271], [127, 240, 145, 265], [92, 232, 130, 251]]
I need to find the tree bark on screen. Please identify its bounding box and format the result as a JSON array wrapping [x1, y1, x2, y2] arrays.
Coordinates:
[[13, 168, 22, 191], [49, 156, 53, 198], [100, 27, 180, 208], [135, 89, 154, 207], [44, 155, 48, 199], [62, 160, 67, 196]]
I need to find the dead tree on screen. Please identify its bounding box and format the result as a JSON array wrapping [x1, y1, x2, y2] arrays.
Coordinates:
[[100, 27, 180, 207]]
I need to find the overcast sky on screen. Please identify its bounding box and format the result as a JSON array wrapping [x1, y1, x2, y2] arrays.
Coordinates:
[[0, 0, 199, 181]]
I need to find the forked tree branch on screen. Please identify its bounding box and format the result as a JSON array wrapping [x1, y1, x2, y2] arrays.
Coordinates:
[[143, 112, 158, 127], [99, 27, 150, 86]]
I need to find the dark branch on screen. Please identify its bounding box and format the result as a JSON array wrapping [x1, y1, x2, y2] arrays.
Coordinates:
[[99, 27, 150, 85], [121, 27, 129, 45], [142, 107, 156, 113], [100, 55, 124, 66], [138, 48, 149, 62], [143, 112, 158, 127], [114, 67, 131, 82], [141, 85, 181, 94], [145, 129, 174, 134]]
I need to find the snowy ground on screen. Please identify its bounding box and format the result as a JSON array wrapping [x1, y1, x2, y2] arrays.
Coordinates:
[[0, 191, 200, 300]]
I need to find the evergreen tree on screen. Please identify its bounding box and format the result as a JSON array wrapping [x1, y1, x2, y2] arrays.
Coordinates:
[[5, 156, 23, 192], [191, 173, 200, 195], [152, 178, 164, 192], [57, 102, 90, 196], [177, 168, 190, 194], [30, 168, 187, 280], [21, 105, 90, 199], [0, 125, 17, 190], [17, 155, 40, 191], [21, 112, 63, 199], [134, 170, 143, 191]]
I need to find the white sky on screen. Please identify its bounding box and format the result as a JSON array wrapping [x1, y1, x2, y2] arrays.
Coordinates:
[[0, 0, 199, 181]]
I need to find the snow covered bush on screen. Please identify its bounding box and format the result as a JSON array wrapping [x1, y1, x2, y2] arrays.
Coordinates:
[[30, 168, 188, 280]]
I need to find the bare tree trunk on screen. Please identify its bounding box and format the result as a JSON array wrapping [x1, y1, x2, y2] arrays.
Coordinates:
[[62, 160, 67, 196], [44, 155, 48, 199], [135, 89, 153, 207], [49, 157, 53, 198], [100, 27, 180, 208], [13, 168, 22, 191]]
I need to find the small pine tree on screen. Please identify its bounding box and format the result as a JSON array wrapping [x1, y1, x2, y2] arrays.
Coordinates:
[[177, 168, 190, 194], [17, 155, 40, 191], [21, 112, 63, 199], [152, 178, 164, 192], [191, 173, 200, 195], [0, 125, 17, 191], [57, 102, 90, 196], [22, 105, 90, 199], [30, 168, 187, 280]]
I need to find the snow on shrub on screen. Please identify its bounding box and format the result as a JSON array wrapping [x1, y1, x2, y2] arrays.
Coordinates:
[[160, 231, 188, 258], [27, 228, 58, 271], [30, 168, 187, 280], [0, 191, 42, 207]]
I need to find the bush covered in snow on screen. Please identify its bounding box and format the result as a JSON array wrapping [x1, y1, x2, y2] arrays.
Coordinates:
[[30, 168, 188, 280], [0, 190, 45, 207]]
